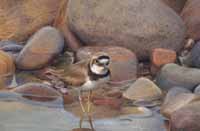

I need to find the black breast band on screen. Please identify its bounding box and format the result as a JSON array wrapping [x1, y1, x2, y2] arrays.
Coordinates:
[[88, 64, 110, 81]]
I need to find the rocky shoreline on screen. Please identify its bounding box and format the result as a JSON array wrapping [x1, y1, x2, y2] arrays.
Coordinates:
[[0, 0, 200, 131]]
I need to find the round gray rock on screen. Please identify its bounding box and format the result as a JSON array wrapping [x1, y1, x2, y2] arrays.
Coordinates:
[[68, 0, 186, 59], [156, 63, 200, 91], [16, 26, 64, 70]]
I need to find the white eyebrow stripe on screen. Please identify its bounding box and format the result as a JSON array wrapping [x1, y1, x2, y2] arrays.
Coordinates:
[[99, 59, 109, 63]]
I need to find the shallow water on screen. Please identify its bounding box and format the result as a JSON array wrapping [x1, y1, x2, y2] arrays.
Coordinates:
[[0, 91, 167, 131]]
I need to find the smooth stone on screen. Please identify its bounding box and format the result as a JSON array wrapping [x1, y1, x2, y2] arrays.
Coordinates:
[[123, 77, 162, 101], [0, 101, 166, 131], [160, 93, 200, 118], [12, 83, 62, 102], [68, 0, 186, 59], [191, 41, 200, 68], [156, 63, 200, 91], [16, 26, 64, 70], [181, 0, 200, 40], [0, 0, 62, 41], [76, 46, 138, 82], [171, 102, 200, 131], [162, 87, 191, 106]]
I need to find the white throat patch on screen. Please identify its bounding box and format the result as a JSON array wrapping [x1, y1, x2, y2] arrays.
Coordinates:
[[91, 64, 107, 75]]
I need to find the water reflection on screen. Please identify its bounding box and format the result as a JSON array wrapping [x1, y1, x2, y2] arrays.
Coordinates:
[[0, 91, 167, 131]]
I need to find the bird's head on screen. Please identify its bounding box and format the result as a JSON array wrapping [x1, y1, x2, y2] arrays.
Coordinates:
[[89, 53, 110, 75]]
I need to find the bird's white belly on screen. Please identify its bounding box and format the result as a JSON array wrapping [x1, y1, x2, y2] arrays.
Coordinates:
[[81, 76, 109, 91]]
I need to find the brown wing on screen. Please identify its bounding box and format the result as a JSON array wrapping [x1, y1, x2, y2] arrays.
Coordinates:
[[60, 60, 89, 87]]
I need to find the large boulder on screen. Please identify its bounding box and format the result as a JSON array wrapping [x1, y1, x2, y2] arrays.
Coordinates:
[[156, 64, 200, 91], [16, 26, 64, 70], [0, 0, 61, 42], [68, 0, 186, 59], [181, 0, 200, 40]]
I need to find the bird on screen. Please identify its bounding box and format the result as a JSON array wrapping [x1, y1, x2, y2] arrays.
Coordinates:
[[46, 53, 111, 130]]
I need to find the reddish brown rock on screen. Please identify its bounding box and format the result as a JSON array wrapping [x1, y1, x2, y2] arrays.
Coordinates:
[[171, 102, 200, 131], [181, 0, 200, 40], [151, 48, 177, 75], [76, 46, 138, 82], [151, 48, 177, 67], [12, 83, 62, 102]]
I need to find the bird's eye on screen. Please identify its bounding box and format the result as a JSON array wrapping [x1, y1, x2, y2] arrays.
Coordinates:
[[95, 59, 99, 64]]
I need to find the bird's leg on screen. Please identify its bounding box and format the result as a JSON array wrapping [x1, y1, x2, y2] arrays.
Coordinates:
[[87, 90, 94, 131], [87, 90, 92, 113], [78, 90, 86, 129]]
